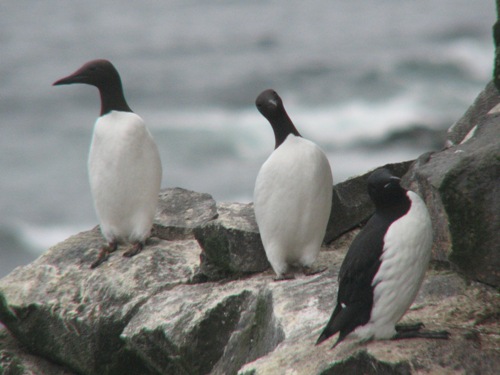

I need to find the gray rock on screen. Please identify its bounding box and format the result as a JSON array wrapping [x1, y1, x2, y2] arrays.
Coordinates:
[[121, 281, 284, 375], [238, 265, 500, 375], [404, 86, 500, 286], [1, 216, 499, 375], [445, 81, 500, 147], [325, 160, 414, 243], [194, 202, 270, 280], [493, 0, 500, 91], [0, 327, 74, 375], [318, 350, 411, 375], [154, 187, 218, 240], [0, 228, 202, 375]]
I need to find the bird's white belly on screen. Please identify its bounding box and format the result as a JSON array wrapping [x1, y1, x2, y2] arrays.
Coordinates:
[[254, 136, 332, 275], [354, 192, 432, 339], [88, 112, 162, 243]]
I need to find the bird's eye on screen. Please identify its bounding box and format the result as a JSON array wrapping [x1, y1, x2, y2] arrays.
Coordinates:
[[384, 177, 400, 188]]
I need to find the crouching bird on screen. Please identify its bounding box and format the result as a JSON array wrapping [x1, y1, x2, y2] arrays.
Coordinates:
[[316, 168, 449, 347], [253, 89, 333, 280], [54, 59, 162, 268]]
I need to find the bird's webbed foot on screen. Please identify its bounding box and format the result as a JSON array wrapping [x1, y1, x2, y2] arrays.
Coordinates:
[[273, 273, 295, 282], [302, 265, 327, 276], [123, 242, 144, 258], [90, 241, 118, 269]]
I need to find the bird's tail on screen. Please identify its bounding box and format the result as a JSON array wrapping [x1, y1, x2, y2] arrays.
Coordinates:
[[315, 303, 355, 347], [315, 329, 332, 345], [316, 325, 349, 348], [315, 304, 342, 345]]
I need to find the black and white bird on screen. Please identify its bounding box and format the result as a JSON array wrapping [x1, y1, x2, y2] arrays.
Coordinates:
[[54, 59, 162, 268], [316, 168, 449, 347], [254, 89, 333, 280]]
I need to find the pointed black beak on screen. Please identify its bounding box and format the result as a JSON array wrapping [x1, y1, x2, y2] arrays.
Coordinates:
[[53, 72, 86, 86], [53, 64, 91, 86]]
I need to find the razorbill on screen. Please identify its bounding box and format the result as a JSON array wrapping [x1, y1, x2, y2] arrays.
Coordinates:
[[53, 59, 162, 268], [253, 89, 333, 280], [316, 168, 449, 347]]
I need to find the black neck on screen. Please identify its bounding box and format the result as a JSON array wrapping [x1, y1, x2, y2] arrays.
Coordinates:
[[98, 82, 132, 116], [376, 193, 411, 222], [272, 112, 301, 149]]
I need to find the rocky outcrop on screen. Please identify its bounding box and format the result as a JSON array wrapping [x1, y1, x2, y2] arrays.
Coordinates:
[[194, 202, 269, 281], [0, 227, 202, 375], [1, 173, 500, 375], [445, 81, 500, 148], [405, 83, 500, 286], [493, 0, 500, 90], [0, 328, 74, 375], [153, 187, 218, 241], [3, 236, 498, 375]]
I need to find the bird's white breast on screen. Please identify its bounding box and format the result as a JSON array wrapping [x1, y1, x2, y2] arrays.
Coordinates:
[[254, 135, 333, 275], [88, 111, 162, 243], [355, 191, 432, 339]]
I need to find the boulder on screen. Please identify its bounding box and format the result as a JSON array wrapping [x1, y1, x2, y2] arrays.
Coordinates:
[[153, 187, 218, 240], [0, 327, 74, 375], [445, 81, 500, 148], [404, 82, 500, 286], [1, 231, 499, 375], [194, 202, 270, 280], [121, 279, 284, 375], [238, 267, 500, 375], [493, 0, 500, 90], [0, 227, 202, 375]]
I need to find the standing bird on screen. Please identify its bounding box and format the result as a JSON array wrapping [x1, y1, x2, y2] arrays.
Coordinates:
[[53, 59, 162, 268], [253, 89, 333, 280], [316, 168, 449, 347]]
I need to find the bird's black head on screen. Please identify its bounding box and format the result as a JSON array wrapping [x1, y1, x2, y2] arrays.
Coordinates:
[[53, 59, 121, 90], [367, 168, 408, 210], [255, 89, 285, 121], [53, 59, 132, 116], [255, 89, 301, 148]]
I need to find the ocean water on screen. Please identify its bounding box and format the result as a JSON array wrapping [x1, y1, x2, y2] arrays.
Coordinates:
[[0, 0, 495, 277]]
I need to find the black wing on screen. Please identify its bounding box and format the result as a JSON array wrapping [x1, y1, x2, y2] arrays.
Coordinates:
[[316, 214, 389, 346]]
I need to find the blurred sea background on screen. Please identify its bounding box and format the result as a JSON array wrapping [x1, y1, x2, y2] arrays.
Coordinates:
[[0, 0, 495, 277]]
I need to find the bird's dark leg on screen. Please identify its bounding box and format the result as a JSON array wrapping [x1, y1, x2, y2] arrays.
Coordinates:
[[273, 273, 295, 282], [90, 240, 118, 269], [303, 265, 327, 276], [393, 330, 450, 340], [393, 322, 449, 340], [123, 241, 144, 258], [395, 322, 425, 333]]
